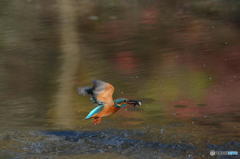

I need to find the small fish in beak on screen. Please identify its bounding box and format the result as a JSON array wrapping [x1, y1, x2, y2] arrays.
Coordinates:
[[126, 99, 142, 111], [127, 100, 142, 106]]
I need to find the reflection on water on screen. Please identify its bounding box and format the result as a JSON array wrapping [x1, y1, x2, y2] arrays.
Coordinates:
[[0, 0, 240, 147], [51, 0, 81, 129]]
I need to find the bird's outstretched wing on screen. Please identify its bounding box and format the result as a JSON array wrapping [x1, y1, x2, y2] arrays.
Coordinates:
[[78, 80, 115, 105]]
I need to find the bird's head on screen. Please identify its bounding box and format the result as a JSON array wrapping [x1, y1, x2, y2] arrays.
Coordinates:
[[114, 98, 142, 108]]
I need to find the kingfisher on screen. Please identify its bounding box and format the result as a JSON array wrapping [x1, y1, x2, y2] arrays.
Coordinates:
[[78, 80, 142, 125]]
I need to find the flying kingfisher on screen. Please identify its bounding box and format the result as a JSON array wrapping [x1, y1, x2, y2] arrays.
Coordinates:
[[78, 80, 142, 125]]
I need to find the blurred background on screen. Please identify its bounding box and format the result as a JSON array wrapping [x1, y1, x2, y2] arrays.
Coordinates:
[[0, 0, 240, 157]]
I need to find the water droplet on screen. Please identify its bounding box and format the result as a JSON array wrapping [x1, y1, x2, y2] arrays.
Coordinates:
[[88, 16, 99, 21], [109, 16, 117, 20], [224, 41, 229, 45], [160, 128, 164, 134]]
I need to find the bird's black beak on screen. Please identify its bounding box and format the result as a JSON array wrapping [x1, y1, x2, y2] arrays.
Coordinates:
[[127, 100, 142, 106]]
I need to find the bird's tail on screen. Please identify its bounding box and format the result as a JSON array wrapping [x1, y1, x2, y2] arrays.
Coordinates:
[[77, 86, 92, 96]]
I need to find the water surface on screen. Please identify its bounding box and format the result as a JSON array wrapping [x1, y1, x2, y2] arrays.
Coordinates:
[[0, 0, 240, 158]]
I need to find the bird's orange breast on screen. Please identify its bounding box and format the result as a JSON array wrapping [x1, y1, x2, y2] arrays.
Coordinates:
[[94, 106, 120, 118]]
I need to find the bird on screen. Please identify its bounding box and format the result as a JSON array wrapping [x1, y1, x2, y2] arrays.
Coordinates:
[[77, 80, 142, 125]]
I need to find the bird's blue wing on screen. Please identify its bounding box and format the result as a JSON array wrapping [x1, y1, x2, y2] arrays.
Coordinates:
[[85, 105, 104, 119]]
